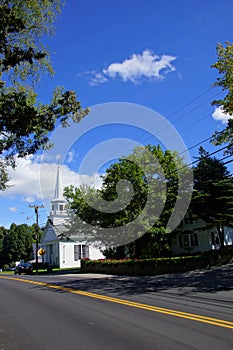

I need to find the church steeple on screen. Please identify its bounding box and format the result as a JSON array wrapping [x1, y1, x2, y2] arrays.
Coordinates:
[[49, 166, 67, 225], [54, 166, 64, 200]]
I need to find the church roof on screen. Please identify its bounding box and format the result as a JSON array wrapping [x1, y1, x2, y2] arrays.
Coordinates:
[[41, 219, 86, 243]]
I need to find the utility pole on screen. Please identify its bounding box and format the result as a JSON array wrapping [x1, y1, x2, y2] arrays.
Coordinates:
[[29, 204, 44, 273]]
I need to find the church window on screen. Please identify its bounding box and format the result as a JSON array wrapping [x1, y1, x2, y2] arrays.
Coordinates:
[[74, 245, 90, 260]]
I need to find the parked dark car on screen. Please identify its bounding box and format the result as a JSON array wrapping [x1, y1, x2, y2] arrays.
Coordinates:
[[14, 262, 33, 275]]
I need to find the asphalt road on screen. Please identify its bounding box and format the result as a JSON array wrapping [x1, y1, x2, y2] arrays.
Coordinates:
[[0, 264, 233, 350]]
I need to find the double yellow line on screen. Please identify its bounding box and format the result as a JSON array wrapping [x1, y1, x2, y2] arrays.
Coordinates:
[[1, 275, 233, 330]]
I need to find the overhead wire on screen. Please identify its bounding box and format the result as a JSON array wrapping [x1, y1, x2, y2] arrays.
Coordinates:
[[163, 145, 231, 177], [84, 85, 227, 177], [138, 90, 222, 146], [223, 158, 233, 166], [165, 87, 213, 119]]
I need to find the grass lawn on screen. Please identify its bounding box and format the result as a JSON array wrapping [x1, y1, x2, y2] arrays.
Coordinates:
[[0, 266, 81, 275], [0, 270, 14, 275]]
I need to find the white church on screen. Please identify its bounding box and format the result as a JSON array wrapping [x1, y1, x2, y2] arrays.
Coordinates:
[[40, 167, 104, 269]]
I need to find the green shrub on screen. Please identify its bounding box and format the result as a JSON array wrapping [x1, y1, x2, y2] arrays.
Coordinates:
[[81, 246, 233, 275]]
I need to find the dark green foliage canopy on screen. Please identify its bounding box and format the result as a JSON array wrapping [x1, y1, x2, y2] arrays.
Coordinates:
[[192, 147, 233, 247], [0, 223, 38, 267]]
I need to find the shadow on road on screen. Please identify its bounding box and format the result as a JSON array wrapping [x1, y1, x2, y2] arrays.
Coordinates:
[[36, 264, 233, 301]]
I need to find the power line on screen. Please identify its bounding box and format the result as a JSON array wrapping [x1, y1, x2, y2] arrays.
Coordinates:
[[219, 154, 233, 163], [179, 135, 213, 154], [178, 145, 230, 171], [134, 90, 222, 146], [166, 87, 213, 119], [168, 91, 221, 124], [179, 113, 212, 136], [223, 158, 233, 166], [92, 88, 220, 173], [82, 87, 225, 176]]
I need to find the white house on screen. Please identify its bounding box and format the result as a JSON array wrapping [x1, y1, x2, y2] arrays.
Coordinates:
[[171, 211, 233, 255], [40, 167, 104, 268]]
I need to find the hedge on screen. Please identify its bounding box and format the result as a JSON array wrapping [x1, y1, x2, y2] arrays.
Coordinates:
[[81, 246, 233, 276]]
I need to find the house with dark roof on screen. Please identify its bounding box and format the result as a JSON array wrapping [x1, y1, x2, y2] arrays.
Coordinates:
[[171, 210, 233, 255]]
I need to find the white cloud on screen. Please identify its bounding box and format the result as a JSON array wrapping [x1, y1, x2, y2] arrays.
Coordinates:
[[89, 72, 108, 87], [0, 156, 102, 202], [65, 149, 78, 163], [212, 106, 233, 124], [88, 49, 177, 85], [23, 196, 36, 203], [9, 206, 17, 212]]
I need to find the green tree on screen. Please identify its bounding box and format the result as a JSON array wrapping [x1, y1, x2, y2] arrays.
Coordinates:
[[0, 1, 89, 190], [211, 41, 233, 152], [192, 147, 233, 247], [1, 223, 34, 265], [65, 145, 192, 258], [0, 225, 7, 266]]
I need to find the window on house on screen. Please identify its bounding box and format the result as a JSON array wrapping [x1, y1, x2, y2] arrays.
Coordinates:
[[190, 233, 198, 246], [74, 245, 90, 260], [59, 204, 64, 211], [74, 245, 80, 261], [82, 245, 89, 259], [52, 205, 54, 211], [179, 231, 198, 248], [211, 232, 220, 245]]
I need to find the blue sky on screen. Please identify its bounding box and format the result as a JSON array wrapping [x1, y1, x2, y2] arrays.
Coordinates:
[[1, 0, 233, 228]]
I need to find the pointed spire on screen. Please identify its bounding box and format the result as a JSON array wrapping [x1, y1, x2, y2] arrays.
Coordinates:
[[54, 166, 64, 200]]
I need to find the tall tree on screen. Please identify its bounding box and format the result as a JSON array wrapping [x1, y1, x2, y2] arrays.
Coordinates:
[[211, 41, 233, 152], [0, 1, 89, 190], [192, 147, 233, 247], [0, 225, 7, 263], [65, 145, 192, 258], [0, 223, 35, 266]]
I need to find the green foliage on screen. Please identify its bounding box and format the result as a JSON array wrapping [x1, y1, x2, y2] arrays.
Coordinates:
[[65, 145, 192, 257], [0, 225, 7, 256], [0, 0, 65, 82], [0, 223, 35, 267], [211, 42, 233, 152], [81, 246, 233, 275], [192, 147, 233, 247], [81, 256, 201, 267], [0, 1, 89, 190], [211, 41, 233, 115]]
